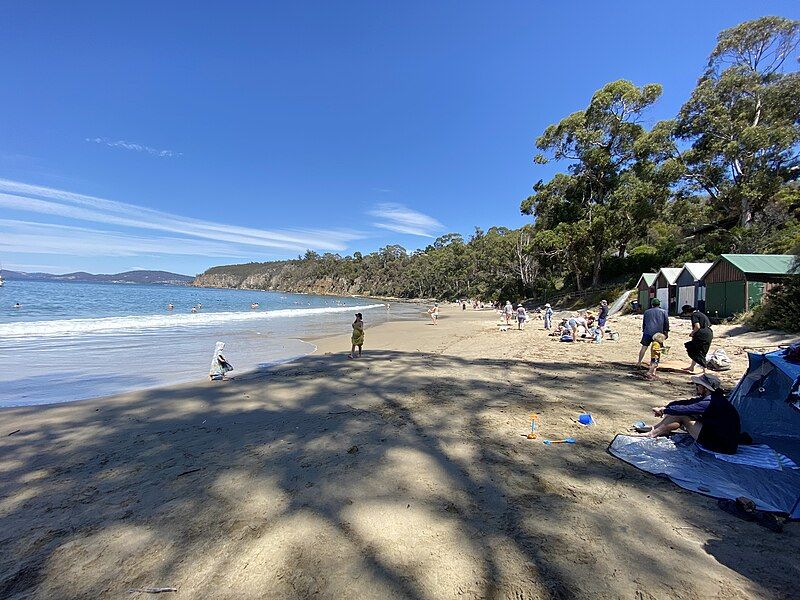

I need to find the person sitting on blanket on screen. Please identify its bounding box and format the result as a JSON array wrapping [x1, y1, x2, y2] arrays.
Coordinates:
[[641, 373, 741, 454]]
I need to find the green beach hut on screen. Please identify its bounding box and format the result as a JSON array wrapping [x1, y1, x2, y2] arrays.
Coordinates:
[[635, 272, 657, 311], [702, 254, 795, 319]]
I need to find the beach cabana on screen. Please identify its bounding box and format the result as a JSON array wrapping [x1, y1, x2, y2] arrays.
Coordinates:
[[635, 272, 657, 311], [702, 254, 795, 319], [675, 262, 713, 313], [655, 267, 682, 315]]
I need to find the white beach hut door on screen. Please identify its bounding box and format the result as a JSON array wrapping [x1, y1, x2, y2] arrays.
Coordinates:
[[677, 286, 695, 310], [656, 287, 669, 308]]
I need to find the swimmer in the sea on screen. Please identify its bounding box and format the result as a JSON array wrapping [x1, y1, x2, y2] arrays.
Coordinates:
[[167, 303, 174, 310], [251, 302, 259, 309], [191, 306, 198, 313], [13, 302, 21, 309]]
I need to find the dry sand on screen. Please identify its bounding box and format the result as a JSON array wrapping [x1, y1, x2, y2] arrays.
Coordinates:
[[1, 308, 799, 599]]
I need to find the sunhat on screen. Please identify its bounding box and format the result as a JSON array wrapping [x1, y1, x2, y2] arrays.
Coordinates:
[[691, 373, 721, 392], [545, 303, 551, 308]]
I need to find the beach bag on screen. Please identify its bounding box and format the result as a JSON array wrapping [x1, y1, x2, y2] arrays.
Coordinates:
[[707, 348, 732, 371]]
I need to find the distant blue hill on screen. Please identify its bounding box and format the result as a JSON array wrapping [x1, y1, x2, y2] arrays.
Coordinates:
[[1, 270, 194, 285]]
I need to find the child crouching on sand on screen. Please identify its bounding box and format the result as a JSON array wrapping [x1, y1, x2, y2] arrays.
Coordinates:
[[647, 333, 666, 380]]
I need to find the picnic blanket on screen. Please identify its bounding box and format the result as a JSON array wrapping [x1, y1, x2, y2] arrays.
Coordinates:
[[609, 434, 800, 519], [696, 443, 799, 471]]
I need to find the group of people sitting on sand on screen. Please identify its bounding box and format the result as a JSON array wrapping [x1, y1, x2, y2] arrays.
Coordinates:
[[547, 300, 613, 343]]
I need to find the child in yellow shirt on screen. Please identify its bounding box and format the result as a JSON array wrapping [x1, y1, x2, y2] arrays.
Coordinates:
[[647, 333, 667, 380]]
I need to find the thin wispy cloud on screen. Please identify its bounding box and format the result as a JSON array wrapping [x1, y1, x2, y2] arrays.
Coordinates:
[[86, 137, 182, 158], [0, 179, 364, 256], [369, 202, 443, 237], [0, 219, 250, 258]]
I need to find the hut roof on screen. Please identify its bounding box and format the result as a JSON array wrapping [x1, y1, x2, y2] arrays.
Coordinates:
[[657, 267, 682, 286], [679, 262, 713, 281], [717, 254, 796, 276], [636, 273, 657, 288]]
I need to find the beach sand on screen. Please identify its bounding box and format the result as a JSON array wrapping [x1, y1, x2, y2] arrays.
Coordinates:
[[1, 309, 799, 599]]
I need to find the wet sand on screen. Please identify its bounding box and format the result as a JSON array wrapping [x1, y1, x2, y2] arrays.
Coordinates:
[[1, 309, 798, 599]]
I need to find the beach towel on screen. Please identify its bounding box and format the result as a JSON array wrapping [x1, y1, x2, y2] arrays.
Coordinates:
[[696, 443, 799, 471], [608, 434, 800, 518]]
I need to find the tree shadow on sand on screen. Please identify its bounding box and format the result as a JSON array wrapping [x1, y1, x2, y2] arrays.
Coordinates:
[[1, 350, 798, 599]]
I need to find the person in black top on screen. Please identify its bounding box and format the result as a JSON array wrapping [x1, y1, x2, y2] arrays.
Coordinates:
[[641, 374, 741, 454], [597, 299, 609, 328], [681, 304, 713, 373]]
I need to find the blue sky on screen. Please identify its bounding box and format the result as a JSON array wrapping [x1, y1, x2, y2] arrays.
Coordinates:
[[1, 1, 798, 275]]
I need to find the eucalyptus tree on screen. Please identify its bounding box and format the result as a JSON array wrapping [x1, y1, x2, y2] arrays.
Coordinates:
[[522, 79, 670, 286], [676, 16, 800, 232]]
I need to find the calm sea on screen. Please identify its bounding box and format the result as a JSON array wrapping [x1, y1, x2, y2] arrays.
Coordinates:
[[0, 281, 416, 407]]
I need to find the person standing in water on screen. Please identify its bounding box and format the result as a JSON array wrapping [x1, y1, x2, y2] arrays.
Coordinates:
[[348, 313, 364, 359]]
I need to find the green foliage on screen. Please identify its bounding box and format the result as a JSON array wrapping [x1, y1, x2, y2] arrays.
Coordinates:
[[676, 16, 800, 230], [748, 274, 800, 332], [204, 17, 800, 322], [521, 17, 800, 296], [522, 80, 676, 288], [199, 227, 531, 302]]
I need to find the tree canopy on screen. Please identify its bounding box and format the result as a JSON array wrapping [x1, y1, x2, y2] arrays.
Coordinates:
[[204, 17, 800, 309]]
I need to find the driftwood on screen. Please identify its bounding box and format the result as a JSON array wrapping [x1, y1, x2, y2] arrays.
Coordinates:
[[7, 429, 21, 436], [175, 468, 201, 478], [127, 587, 177, 594]]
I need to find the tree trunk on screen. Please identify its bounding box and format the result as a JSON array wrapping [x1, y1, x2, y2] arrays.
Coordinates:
[[591, 252, 603, 287], [740, 195, 752, 228]]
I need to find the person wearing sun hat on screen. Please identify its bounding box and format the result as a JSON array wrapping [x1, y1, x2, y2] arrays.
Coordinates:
[[638, 373, 741, 454], [543, 303, 554, 330]]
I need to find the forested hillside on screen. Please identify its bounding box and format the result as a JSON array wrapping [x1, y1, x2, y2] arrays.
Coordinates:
[[197, 17, 800, 303]]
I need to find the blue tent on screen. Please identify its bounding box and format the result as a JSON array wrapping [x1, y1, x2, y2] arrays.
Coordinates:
[[610, 348, 800, 518], [729, 350, 800, 455]]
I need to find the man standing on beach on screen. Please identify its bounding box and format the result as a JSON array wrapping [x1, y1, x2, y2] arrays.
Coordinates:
[[636, 298, 669, 367], [598, 300, 609, 329]]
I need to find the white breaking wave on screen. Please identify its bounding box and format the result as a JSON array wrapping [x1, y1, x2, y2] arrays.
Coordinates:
[[0, 304, 385, 338]]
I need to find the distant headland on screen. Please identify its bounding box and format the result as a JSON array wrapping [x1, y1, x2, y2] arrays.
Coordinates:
[[1, 269, 194, 286]]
